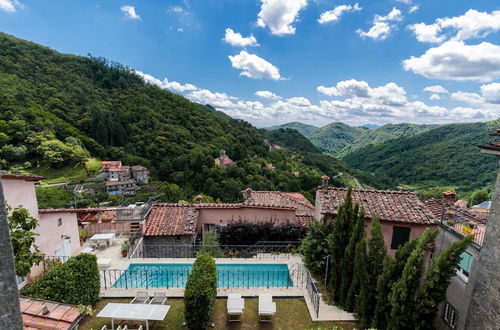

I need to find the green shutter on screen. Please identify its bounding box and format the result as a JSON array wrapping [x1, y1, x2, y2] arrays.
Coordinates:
[[459, 252, 472, 272]]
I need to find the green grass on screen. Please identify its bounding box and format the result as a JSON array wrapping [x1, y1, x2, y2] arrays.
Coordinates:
[[79, 298, 357, 330], [28, 158, 101, 185]]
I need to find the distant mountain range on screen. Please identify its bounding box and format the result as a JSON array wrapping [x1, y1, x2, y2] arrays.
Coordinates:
[[266, 122, 319, 137]]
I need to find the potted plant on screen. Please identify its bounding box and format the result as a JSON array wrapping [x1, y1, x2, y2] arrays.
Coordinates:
[[121, 240, 129, 257]]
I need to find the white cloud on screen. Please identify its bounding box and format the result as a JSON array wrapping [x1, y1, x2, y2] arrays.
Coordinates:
[[408, 5, 419, 14], [255, 90, 281, 100], [423, 85, 448, 94], [403, 41, 500, 82], [121, 5, 141, 20], [318, 3, 361, 24], [395, 0, 412, 3], [223, 28, 259, 47], [257, 0, 308, 36], [228, 51, 283, 80], [135, 71, 198, 92], [0, 0, 22, 12], [430, 94, 441, 100], [408, 9, 500, 44], [169, 6, 184, 13], [317, 85, 341, 97], [480, 83, 500, 104], [357, 7, 403, 40]]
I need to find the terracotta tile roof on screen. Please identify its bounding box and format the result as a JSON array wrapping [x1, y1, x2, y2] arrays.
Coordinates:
[[19, 296, 83, 330], [194, 202, 295, 211], [316, 187, 436, 225], [242, 189, 315, 225], [131, 165, 148, 171], [0, 171, 45, 182], [38, 208, 87, 214], [145, 204, 198, 236]]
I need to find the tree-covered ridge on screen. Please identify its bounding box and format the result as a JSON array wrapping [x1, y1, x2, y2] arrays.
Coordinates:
[[259, 128, 319, 153], [308, 122, 367, 155], [265, 122, 319, 136], [0, 32, 389, 202], [342, 119, 500, 195]]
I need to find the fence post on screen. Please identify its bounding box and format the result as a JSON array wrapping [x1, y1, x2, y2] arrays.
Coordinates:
[[103, 270, 107, 290], [146, 270, 149, 289], [125, 270, 128, 290]]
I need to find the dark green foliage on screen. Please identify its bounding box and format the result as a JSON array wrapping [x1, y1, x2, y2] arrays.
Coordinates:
[[388, 229, 438, 330], [372, 239, 418, 330], [358, 216, 387, 328], [35, 186, 75, 209], [216, 221, 307, 246], [259, 128, 319, 153], [198, 231, 224, 258], [343, 120, 500, 194], [414, 235, 473, 330], [300, 220, 331, 276], [470, 189, 490, 206], [328, 189, 356, 302], [20, 253, 100, 305], [265, 122, 319, 137], [309, 122, 367, 155], [339, 208, 365, 307], [184, 254, 217, 329], [7, 206, 44, 277], [346, 238, 367, 312]]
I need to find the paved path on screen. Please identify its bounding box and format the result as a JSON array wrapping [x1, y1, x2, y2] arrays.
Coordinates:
[[353, 177, 363, 190]]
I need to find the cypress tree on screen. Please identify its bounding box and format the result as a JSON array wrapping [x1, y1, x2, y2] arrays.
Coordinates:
[[388, 229, 438, 330], [372, 239, 418, 330], [339, 207, 365, 308], [328, 188, 356, 302], [414, 235, 473, 330], [358, 215, 387, 328], [346, 238, 367, 312]]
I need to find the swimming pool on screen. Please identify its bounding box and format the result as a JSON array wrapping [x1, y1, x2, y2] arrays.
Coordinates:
[[111, 264, 293, 288]]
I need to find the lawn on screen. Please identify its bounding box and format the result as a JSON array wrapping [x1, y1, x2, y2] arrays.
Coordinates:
[[29, 158, 101, 185], [80, 298, 356, 330]]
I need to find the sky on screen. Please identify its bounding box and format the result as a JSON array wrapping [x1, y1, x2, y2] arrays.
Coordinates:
[[1, 0, 500, 127]]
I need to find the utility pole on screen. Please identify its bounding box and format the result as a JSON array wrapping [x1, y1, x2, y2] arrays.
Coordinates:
[[0, 179, 23, 329], [324, 255, 331, 286]]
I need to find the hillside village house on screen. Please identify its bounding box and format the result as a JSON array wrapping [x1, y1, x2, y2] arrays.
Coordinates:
[[99, 160, 150, 195], [141, 188, 314, 257], [314, 184, 437, 255], [214, 149, 236, 168], [0, 172, 82, 286]]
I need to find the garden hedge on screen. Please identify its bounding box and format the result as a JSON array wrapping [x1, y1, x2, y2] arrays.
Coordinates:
[[184, 253, 217, 329], [20, 253, 100, 306]]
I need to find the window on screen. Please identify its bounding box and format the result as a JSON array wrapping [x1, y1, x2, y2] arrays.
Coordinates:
[[57, 218, 62, 226], [457, 251, 472, 282], [391, 226, 411, 249], [442, 301, 458, 329]]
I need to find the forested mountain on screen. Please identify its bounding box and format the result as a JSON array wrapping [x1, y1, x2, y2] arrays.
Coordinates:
[[259, 128, 319, 153], [308, 122, 367, 155], [266, 122, 319, 136], [339, 123, 437, 156], [342, 120, 500, 196], [0, 32, 390, 202]]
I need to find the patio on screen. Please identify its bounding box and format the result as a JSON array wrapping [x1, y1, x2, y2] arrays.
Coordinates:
[[79, 298, 357, 330]]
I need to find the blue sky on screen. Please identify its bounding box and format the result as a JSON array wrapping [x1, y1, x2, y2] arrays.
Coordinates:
[[1, 0, 499, 127]]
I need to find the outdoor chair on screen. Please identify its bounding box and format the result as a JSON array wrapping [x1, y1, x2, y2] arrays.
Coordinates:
[[116, 326, 128, 330], [130, 291, 150, 304], [97, 241, 107, 250], [258, 294, 276, 322], [149, 292, 167, 305], [100, 326, 108, 330], [227, 293, 244, 322]]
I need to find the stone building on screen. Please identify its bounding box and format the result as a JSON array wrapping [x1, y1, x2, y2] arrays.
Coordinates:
[[214, 150, 235, 168]]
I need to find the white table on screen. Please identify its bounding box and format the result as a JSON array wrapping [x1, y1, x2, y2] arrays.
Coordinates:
[[89, 233, 116, 247], [97, 303, 170, 330]]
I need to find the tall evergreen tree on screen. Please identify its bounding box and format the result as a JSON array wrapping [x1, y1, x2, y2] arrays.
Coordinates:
[[414, 235, 473, 330], [372, 239, 418, 330], [388, 229, 438, 330], [358, 215, 387, 328], [346, 238, 367, 312], [328, 188, 356, 302], [339, 207, 365, 307], [300, 220, 331, 276]]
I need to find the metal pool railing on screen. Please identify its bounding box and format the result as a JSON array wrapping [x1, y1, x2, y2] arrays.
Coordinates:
[[305, 269, 321, 318]]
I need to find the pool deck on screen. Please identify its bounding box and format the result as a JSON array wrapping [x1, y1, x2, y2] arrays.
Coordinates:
[[85, 238, 355, 322]]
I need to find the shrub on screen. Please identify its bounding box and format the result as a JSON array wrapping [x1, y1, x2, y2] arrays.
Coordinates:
[[216, 220, 306, 245], [20, 253, 100, 306], [184, 254, 217, 329], [79, 228, 90, 242]]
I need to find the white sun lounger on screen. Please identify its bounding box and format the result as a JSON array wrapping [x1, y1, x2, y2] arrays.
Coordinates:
[[130, 291, 150, 304], [259, 294, 276, 322], [149, 292, 167, 305], [227, 294, 244, 322]]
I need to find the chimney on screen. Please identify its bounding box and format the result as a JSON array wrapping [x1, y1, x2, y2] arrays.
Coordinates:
[[321, 175, 330, 187], [443, 191, 457, 205], [220, 150, 226, 168], [242, 188, 253, 202], [195, 195, 203, 204]]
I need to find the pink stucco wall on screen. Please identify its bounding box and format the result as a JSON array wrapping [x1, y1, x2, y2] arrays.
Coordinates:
[[37, 212, 81, 257], [1, 178, 39, 218], [197, 207, 296, 233]]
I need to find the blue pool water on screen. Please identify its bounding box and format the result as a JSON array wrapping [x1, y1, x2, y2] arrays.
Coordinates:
[[111, 263, 293, 288]]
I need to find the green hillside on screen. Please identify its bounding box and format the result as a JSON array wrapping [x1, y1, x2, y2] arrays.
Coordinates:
[[339, 123, 437, 156], [0, 32, 389, 202], [308, 122, 367, 155], [266, 122, 319, 136], [260, 128, 319, 153], [342, 120, 500, 196]]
